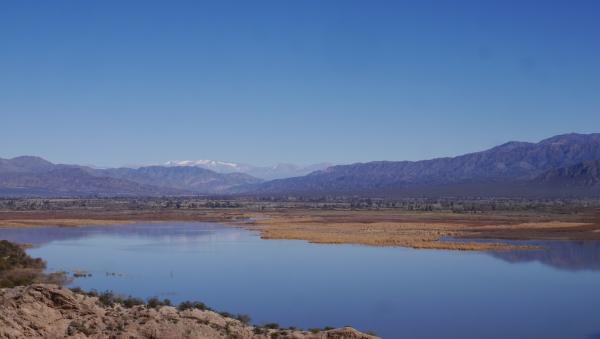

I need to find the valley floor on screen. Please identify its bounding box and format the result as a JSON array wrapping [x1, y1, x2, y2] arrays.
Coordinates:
[[2, 205, 600, 251]]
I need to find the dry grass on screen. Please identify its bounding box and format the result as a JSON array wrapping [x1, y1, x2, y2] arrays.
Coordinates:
[[1, 208, 599, 251], [242, 215, 533, 250], [240, 210, 600, 251]]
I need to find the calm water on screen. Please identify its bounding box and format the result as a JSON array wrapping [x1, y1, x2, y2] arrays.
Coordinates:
[[2, 222, 600, 339]]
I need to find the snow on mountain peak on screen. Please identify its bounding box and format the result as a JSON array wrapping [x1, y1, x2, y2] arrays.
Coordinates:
[[165, 160, 240, 169], [163, 160, 332, 180]]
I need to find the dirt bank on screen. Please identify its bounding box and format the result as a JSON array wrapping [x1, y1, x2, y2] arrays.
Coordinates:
[[0, 284, 378, 339]]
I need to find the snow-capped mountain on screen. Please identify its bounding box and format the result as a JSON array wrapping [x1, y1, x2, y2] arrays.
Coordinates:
[[164, 160, 332, 180], [164, 160, 250, 173]]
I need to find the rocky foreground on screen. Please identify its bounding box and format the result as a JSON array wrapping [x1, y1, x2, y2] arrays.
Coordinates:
[[0, 284, 378, 339]]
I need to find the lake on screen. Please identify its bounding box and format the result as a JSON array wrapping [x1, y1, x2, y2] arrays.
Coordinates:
[[2, 222, 600, 339]]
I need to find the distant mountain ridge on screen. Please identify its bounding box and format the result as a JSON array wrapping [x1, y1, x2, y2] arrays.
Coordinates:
[[0, 162, 183, 197], [249, 133, 600, 197], [535, 160, 600, 187], [2, 133, 600, 198], [164, 160, 332, 180], [165, 160, 248, 173], [0, 156, 56, 174], [0, 157, 260, 197], [96, 166, 261, 193]]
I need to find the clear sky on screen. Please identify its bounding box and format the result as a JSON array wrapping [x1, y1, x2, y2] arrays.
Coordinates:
[[1, 1, 599, 167]]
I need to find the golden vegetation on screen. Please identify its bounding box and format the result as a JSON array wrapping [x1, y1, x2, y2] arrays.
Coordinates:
[[2, 208, 599, 251], [240, 209, 599, 251]]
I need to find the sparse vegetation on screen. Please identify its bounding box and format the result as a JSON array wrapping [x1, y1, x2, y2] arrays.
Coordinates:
[[147, 297, 165, 309], [2, 197, 599, 252], [178, 300, 209, 311], [236, 313, 251, 325], [0, 240, 67, 288]]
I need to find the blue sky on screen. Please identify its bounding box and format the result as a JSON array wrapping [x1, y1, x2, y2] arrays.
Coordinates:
[[1, 1, 599, 167]]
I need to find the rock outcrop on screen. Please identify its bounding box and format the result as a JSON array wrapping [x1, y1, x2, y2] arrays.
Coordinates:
[[0, 284, 378, 339]]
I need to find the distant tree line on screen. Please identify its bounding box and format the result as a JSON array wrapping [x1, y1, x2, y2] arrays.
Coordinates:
[[1, 196, 599, 213]]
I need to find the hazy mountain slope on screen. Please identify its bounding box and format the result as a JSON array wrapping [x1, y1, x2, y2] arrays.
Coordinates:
[[3, 133, 600, 197], [534, 160, 600, 187], [0, 167, 182, 197], [0, 156, 56, 174], [164, 160, 332, 180], [0, 156, 261, 196], [252, 133, 600, 195], [243, 163, 332, 180], [165, 160, 251, 173], [96, 166, 261, 193]]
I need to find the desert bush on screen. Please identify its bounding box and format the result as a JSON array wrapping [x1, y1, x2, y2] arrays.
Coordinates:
[[178, 301, 195, 311], [147, 297, 161, 308], [97, 291, 118, 306], [253, 327, 266, 335], [178, 300, 208, 311], [236, 314, 251, 325], [122, 296, 144, 308], [69, 286, 83, 294], [0, 240, 46, 288]]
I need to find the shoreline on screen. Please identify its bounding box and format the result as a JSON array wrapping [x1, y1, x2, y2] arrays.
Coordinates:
[[2, 209, 599, 251]]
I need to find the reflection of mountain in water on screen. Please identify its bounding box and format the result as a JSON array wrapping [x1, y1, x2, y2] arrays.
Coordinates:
[[491, 240, 600, 271], [0, 223, 249, 246], [4, 225, 600, 272]]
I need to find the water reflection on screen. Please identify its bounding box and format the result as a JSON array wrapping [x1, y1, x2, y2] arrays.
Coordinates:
[[2, 224, 600, 339], [444, 237, 600, 271], [492, 240, 600, 271], [0, 223, 252, 246], [4, 225, 600, 272]]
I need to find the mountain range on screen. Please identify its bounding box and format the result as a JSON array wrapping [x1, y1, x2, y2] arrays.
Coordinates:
[[164, 160, 331, 180], [245, 133, 600, 197], [1, 133, 600, 198], [0, 157, 258, 197]]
